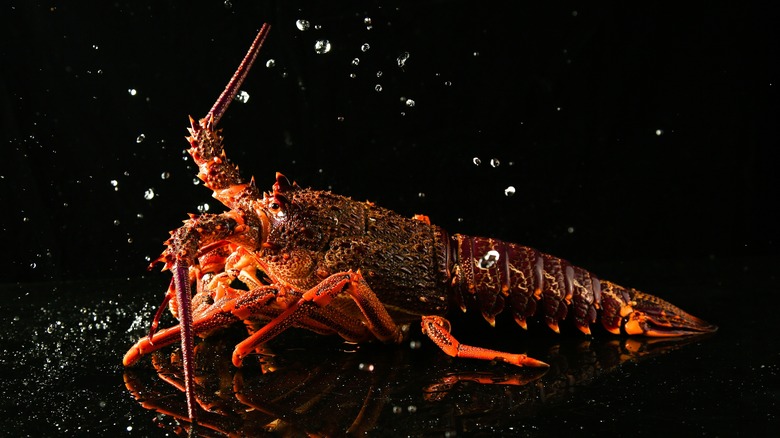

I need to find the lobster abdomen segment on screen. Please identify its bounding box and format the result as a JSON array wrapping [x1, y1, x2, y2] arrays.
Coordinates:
[[449, 234, 717, 336]]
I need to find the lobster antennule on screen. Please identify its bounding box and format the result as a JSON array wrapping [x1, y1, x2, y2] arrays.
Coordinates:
[[622, 290, 718, 336], [206, 23, 271, 125]]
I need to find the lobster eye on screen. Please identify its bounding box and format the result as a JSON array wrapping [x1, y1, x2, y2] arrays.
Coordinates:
[[269, 201, 280, 210]]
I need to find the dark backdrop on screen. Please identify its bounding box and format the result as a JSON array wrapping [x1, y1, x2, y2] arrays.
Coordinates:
[[2, 2, 777, 284]]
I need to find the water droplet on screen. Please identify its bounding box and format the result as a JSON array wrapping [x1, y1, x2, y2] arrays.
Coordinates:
[[349, 73, 357, 79], [407, 405, 417, 413], [113, 219, 120, 226], [197, 203, 210, 213], [363, 17, 372, 25], [160, 172, 170, 180], [314, 24, 322, 30], [567, 226, 575, 234], [472, 157, 481, 166], [337, 116, 345, 122], [143, 188, 155, 200], [376, 70, 383, 78], [224, 0, 232, 9], [417, 192, 425, 198], [235, 90, 250, 103], [361, 43, 370, 52], [374, 84, 382, 92], [127, 237, 133, 244], [444, 80, 452, 87], [136, 134, 145, 143], [655, 129, 664, 136], [490, 158, 500, 167], [295, 19, 310, 31], [392, 406, 403, 414], [405, 99, 415, 108], [477, 250, 500, 269], [473, 51, 480, 57], [397, 52, 410, 68], [265, 59, 276, 68], [30, 262, 37, 269], [351, 58, 360, 66], [110, 179, 118, 187], [192, 178, 200, 185], [314, 39, 332, 54], [358, 363, 375, 372], [409, 340, 421, 349], [128, 88, 137, 96], [504, 186, 516, 197]]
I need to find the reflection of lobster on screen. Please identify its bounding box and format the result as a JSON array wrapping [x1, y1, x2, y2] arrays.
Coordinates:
[[125, 329, 703, 436], [122, 24, 717, 421]]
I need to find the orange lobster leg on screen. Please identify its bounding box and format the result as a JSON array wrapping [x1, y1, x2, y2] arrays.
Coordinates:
[[421, 315, 549, 368], [232, 271, 403, 366]]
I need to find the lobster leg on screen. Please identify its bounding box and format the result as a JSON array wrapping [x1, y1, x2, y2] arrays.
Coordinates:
[[232, 271, 403, 367], [421, 315, 549, 368], [124, 284, 279, 366]]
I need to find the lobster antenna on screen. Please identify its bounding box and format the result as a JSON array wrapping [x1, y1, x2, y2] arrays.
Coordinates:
[[206, 23, 271, 125]]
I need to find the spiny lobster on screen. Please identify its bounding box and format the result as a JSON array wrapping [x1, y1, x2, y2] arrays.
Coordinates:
[[123, 24, 716, 421]]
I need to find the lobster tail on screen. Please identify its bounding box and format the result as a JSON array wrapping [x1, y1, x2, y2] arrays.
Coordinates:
[[450, 235, 717, 337], [615, 286, 718, 336]]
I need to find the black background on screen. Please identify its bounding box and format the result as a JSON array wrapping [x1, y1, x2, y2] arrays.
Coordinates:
[[3, 2, 777, 283], [1, 1, 778, 436]]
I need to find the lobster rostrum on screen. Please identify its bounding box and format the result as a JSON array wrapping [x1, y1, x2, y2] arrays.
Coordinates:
[[123, 24, 717, 421]]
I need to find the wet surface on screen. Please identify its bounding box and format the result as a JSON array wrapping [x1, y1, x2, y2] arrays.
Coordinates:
[[2, 2, 778, 436], [1, 257, 777, 436]]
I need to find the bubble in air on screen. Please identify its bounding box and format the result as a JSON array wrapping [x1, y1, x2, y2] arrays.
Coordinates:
[[143, 188, 155, 200], [128, 88, 137, 96], [374, 84, 382, 92], [314, 39, 332, 54], [295, 19, 310, 31], [490, 158, 500, 167], [655, 129, 664, 136], [136, 134, 145, 143], [265, 59, 276, 68], [234, 90, 250, 103], [160, 172, 170, 180], [397, 52, 410, 68], [361, 43, 370, 52], [504, 186, 516, 197], [405, 99, 416, 108], [473, 157, 481, 166]]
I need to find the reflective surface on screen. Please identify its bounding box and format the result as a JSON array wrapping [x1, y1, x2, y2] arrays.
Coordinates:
[[1, 257, 777, 435]]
